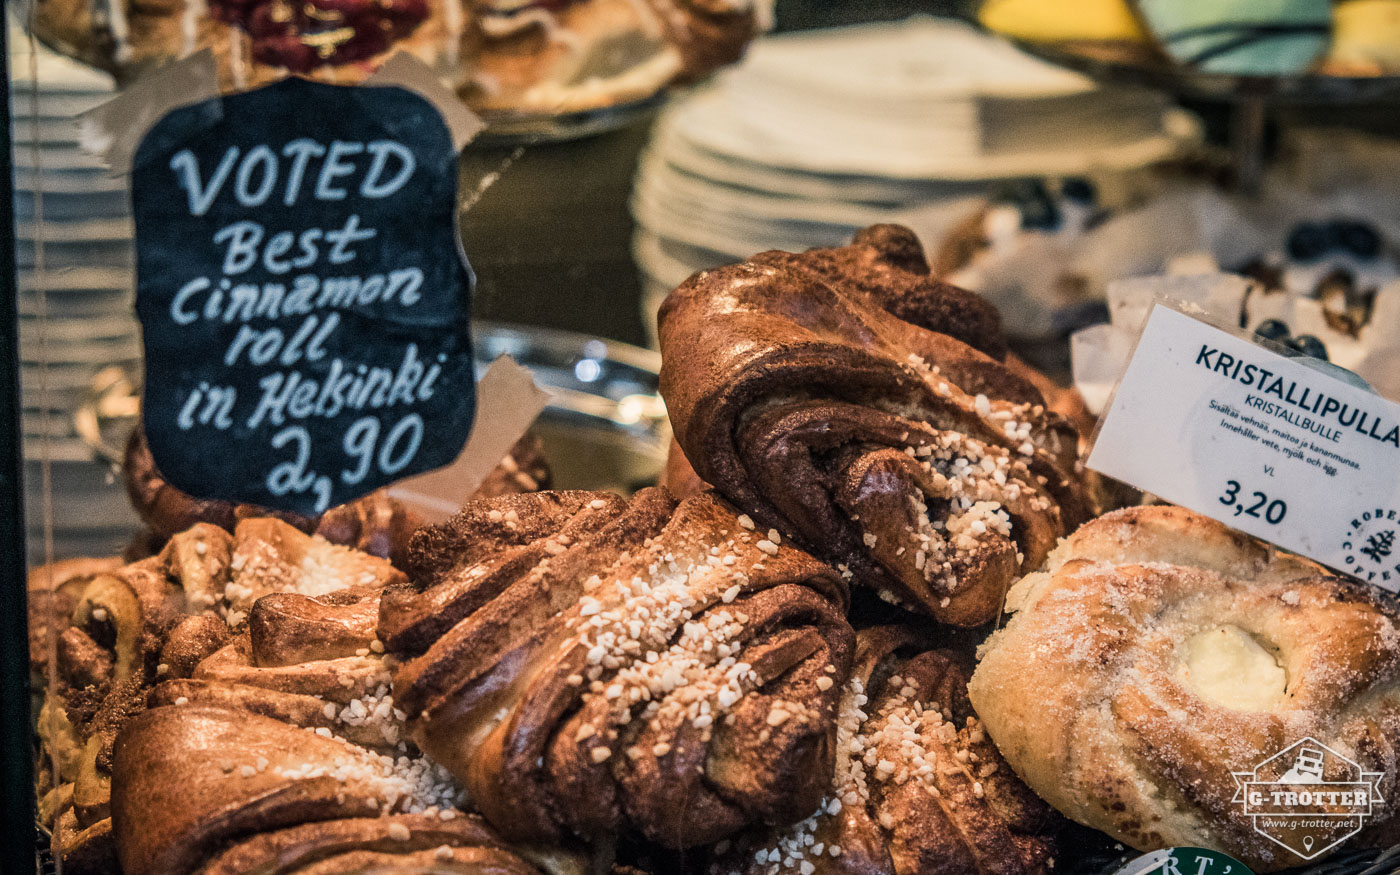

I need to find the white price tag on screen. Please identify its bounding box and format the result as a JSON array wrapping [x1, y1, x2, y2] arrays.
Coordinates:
[[1088, 305, 1400, 590]]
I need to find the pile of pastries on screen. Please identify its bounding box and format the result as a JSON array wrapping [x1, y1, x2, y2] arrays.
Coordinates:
[[32, 225, 1400, 873]]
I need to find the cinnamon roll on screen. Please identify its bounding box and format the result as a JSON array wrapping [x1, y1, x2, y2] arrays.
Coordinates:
[[711, 626, 1057, 875], [34, 519, 405, 874], [380, 487, 855, 848], [969, 506, 1400, 872], [101, 529, 582, 874], [658, 225, 1090, 626]]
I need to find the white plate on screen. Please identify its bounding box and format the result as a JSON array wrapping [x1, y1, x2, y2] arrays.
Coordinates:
[[670, 83, 1199, 180]]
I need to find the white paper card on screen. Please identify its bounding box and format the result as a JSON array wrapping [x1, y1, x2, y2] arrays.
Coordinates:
[[1088, 305, 1400, 589]]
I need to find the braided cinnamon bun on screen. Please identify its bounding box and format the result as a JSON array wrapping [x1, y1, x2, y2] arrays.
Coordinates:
[[711, 626, 1057, 875], [111, 705, 467, 875], [658, 225, 1090, 626], [196, 812, 557, 874], [34, 519, 404, 873], [970, 505, 1400, 872], [101, 530, 584, 874], [380, 487, 855, 848]]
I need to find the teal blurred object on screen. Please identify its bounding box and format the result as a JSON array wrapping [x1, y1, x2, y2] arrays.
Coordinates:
[[1135, 0, 1330, 75]]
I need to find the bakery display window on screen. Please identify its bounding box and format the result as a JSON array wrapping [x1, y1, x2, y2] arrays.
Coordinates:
[[7, 2, 1400, 874]]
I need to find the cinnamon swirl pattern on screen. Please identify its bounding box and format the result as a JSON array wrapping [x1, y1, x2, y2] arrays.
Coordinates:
[[658, 225, 1090, 625], [970, 506, 1400, 872], [32, 519, 404, 874], [712, 626, 1057, 875], [380, 488, 855, 848], [107, 588, 541, 875], [100, 531, 570, 874]]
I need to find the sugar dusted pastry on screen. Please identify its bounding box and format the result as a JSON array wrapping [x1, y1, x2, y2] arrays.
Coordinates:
[[111, 706, 470, 874], [969, 505, 1400, 872], [711, 626, 1057, 875], [658, 225, 1090, 625], [379, 487, 855, 848]]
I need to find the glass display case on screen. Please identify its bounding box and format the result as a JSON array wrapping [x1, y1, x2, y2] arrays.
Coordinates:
[[8, 3, 1400, 874]]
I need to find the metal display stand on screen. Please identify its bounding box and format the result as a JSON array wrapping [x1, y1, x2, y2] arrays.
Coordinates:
[[0, 17, 39, 875]]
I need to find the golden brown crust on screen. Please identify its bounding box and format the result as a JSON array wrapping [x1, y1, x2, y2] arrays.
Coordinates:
[[657, 225, 1089, 625], [35, 519, 407, 870], [712, 626, 1057, 875], [382, 487, 855, 848], [969, 506, 1400, 872], [110, 705, 461, 875], [99, 533, 556, 874], [194, 812, 549, 874]]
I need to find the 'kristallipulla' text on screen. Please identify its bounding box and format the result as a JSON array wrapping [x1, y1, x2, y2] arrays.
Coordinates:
[[1195, 345, 1399, 449]]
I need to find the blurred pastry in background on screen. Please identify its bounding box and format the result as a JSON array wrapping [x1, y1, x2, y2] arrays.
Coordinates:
[[463, 0, 768, 114], [23, 0, 769, 113], [24, 0, 455, 86]]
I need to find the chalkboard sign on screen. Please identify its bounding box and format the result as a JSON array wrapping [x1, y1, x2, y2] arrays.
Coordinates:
[[132, 77, 476, 516]]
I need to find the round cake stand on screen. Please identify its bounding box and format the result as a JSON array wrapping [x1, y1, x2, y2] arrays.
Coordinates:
[[1010, 39, 1400, 194]]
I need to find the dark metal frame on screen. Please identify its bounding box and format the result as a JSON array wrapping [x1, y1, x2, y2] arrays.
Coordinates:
[[0, 18, 38, 875]]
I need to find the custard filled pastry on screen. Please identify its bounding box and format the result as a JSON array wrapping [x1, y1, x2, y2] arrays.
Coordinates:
[[658, 225, 1090, 626], [711, 626, 1057, 875], [380, 487, 855, 848], [969, 505, 1400, 872]]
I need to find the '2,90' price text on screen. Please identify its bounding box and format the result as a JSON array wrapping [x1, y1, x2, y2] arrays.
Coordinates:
[[1218, 479, 1288, 525], [267, 412, 424, 512]]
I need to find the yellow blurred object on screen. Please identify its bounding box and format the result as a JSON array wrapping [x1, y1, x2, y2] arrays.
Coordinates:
[[978, 0, 1151, 43], [1328, 0, 1400, 73]]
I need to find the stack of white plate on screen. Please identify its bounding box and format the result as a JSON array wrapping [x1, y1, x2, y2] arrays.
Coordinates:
[[632, 16, 1197, 342], [10, 20, 143, 559]]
